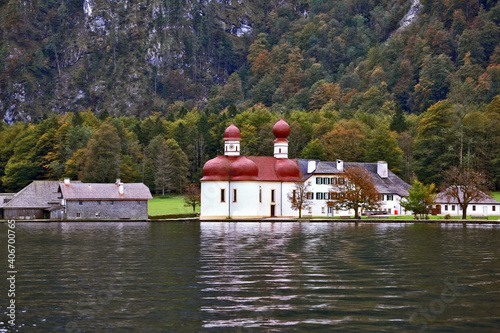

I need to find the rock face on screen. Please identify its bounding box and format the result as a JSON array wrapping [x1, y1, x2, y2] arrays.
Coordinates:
[[0, 0, 271, 123]]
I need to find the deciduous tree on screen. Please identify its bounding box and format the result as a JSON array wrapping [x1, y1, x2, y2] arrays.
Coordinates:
[[440, 166, 490, 220], [287, 181, 312, 218], [400, 180, 436, 219], [184, 184, 201, 212], [327, 165, 381, 219]]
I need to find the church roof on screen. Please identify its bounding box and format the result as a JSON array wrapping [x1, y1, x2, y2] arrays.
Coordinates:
[[201, 156, 302, 182]]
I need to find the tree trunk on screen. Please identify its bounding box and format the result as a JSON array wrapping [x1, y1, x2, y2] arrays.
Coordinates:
[[461, 204, 467, 220]]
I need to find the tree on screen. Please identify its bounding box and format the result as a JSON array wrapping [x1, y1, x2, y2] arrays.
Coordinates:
[[300, 138, 325, 160], [327, 165, 381, 219], [287, 182, 312, 218], [183, 184, 201, 212], [81, 123, 121, 183], [400, 180, 436, 219], [440, 166, 490, 220]]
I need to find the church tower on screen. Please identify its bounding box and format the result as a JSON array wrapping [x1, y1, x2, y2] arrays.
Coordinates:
[[223, 122, 241, 156], [273, 118, 290, 159]]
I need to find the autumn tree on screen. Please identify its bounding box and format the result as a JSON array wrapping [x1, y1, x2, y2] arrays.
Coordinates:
[[81, 123, 121, 183], [400, 180, 436, 220], [287, 181, 312, 218], [327, 165, 381, 219], [183, 183, 201, 213], [440, 166, 490, 220]]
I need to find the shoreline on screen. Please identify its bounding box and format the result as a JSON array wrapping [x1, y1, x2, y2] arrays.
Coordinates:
[[1, 218, 499, 224]]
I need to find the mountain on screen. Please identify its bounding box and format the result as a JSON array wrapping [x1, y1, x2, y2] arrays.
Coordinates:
[[0, 0, 499, 123]]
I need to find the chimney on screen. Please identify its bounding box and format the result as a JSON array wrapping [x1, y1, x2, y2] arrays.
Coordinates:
[[307, 160, 317, 173], [377, 161, 388, 178], [336, 160, 344, 172], [115, 179, 121, 186], [119, 183, 124, 196], [64, 178, 70, 186]]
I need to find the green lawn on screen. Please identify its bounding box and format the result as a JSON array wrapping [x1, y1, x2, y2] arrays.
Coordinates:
[[148, 195, 199, 216]]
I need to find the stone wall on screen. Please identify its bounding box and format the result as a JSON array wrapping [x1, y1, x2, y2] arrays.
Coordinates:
[[66, 200, 148, 220]]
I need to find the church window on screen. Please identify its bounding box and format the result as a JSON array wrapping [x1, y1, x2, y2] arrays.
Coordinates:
[[271, 189, 276, 203], [233, 189, 237, 203], [221, 189, 226, 202]]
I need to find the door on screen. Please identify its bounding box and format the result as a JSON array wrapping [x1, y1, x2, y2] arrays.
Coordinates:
[[327, 207, 334, 217], [483, 206, 488, 216], [270, 205, 276, 217]]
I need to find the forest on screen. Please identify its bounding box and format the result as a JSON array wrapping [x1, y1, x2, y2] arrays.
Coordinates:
[[0, 0, 499, 193]]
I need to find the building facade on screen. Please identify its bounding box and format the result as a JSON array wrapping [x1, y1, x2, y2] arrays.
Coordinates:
[[433, 189, 500, 217], [200, 119, 410, 220], [59, 180, 152, 220]]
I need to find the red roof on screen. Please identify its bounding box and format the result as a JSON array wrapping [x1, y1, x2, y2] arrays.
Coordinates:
[[201, 156, 302, 181], [273, 119, 290, 140], [223, 123, 241, 141]]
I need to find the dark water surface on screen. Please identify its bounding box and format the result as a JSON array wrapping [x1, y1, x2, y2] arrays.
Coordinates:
[[1, 222, 500, 332]]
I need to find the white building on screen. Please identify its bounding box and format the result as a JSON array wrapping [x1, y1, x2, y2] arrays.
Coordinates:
[[200, 119, 410, 219], [433, 188, 500, 217]]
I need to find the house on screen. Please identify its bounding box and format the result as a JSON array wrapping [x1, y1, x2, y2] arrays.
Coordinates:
[[0, 193, 15, 219], [1, 179, 152, 220], [59, 179, 153, 220], [433, 188, 500, 217], [200, 119, 410, 219], [2, 181, 66, 220], [298, 160, 410, 217]]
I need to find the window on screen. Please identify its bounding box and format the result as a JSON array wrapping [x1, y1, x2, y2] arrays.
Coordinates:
[[137, 201, 141, 205], [386, 195, 393, 201], [445, 205, 448, 211], [110, 201, 114, 205], [321, 207, 325, 214], [316, 177, 321, 184], [452, 205, 455, 211], [76, 213, 81, 218], [331, 178, 337, 185], [220, 189, 226, 202], [493, 206, 496, 212], [95, 212, 100, 217], [259, 187, 262, 203], [308, 207, 312, 214], [271, 189, 276, 203], [307, 192, 313, 200], [97, 200, 101, 205], [79, 201, 83, 205], [338, 178, 345, 185], [472, 205, 476, 211], [233, 189, 237, 203], [292, 189, 297, 203]]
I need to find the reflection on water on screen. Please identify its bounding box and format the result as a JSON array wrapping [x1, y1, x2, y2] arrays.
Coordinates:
[[1, 222, 499, 332]]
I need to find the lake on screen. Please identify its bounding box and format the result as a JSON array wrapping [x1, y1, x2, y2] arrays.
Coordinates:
[[1, 221, 500, 332]]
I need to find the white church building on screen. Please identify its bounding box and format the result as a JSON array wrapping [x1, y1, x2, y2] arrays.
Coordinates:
[[200, 119, 410, 219]]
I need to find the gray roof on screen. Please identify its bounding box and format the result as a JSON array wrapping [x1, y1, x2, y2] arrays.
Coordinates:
[[298, 159, 410, 197], [59, 183, 153, 201], [435, 188, 500, 205], [3, 181, 62, 209]]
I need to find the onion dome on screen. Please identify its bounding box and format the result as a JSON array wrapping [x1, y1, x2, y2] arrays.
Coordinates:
[[230, 156, 259, 180], [223, 123, 241, 141], [273, 119, 291, 140], [201, 156, 231, 180], [275, 158, 301, 180]]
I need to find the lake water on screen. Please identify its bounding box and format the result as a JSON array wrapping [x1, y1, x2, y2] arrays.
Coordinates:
[[1, 222, 500, 332]]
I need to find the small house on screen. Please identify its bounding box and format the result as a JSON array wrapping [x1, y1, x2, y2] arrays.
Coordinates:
[[59, 179, 153, 220], [433, 188, 500, 217]]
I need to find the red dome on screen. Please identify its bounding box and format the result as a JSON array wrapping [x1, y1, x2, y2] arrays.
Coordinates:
[[224, 123, 241, 141], [230, 156, 259, 180], [273, 119, 290, 140], [275, 158, 300, 180], [201, 156, 231, 180]]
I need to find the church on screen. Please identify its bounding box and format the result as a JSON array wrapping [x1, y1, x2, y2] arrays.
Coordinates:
[[200, 118, 410, 219]]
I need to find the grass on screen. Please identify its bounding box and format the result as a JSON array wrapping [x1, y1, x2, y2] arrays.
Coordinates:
[[148, 195, 199, 216], [493, 192, 500, 202]]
